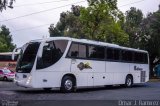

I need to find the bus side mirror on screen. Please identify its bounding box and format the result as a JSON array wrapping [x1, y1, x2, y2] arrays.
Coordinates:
[[12, 47, 21, 60]]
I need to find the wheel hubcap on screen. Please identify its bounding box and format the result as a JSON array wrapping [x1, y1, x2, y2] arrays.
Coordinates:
[[64, 79, 73, 90], [127, 78, 131, 86]]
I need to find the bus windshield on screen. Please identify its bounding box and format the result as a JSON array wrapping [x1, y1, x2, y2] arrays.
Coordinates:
[[16, 42, 40, 73], [36, 40, 68, 69]]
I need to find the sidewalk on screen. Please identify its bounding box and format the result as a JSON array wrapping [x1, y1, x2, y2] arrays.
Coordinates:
[[149, 78, 160, 82]]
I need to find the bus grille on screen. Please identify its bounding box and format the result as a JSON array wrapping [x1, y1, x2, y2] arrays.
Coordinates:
[[141, 71, 146, 82]]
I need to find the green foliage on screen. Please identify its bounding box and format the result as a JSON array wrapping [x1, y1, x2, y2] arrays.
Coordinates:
[[0, 0, 15, 11], [0, 25, 16, 52], [49, 0, 129, 46], [140, 9, 160, 60], [123, 7, 143, 48], [80, 0, 128, 46], [49, 5, 84, 38], [124, 5, 160, 76]]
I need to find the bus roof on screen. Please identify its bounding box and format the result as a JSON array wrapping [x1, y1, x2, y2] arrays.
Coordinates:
[[30, 37, 148, 53]]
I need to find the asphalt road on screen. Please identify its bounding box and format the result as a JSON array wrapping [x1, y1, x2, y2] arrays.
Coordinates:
[[0, 81, 160, 106]]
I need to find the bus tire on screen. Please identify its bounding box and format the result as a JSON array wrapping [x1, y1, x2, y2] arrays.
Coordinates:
[[61, 76, 75, 93], [125, 75, 133, 87]]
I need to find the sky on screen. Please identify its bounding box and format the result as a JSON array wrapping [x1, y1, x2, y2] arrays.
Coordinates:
[[0, 0, 160, 47]]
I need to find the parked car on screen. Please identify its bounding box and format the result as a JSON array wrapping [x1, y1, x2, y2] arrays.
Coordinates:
[[0, 69, 15, 81]]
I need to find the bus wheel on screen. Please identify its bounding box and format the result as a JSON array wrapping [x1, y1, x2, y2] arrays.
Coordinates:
[[125, 75, 133, 87], [61, 76, 75, 93], [3, 77, 8, 81]]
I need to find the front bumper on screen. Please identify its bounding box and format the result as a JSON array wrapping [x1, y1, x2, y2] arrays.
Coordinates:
[[7, 76, 15, 81], [14, 79, 32, 88]]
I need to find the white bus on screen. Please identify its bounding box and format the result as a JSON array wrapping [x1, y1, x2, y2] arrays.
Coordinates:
[[12, 37, 149, 92]]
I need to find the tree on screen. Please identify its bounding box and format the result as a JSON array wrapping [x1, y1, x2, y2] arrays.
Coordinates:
[[49, 0, 129, 46], [123, 7, 143, 48], [0, 0, 15, 11], [49, 5, 84, 38], [0, 25, 16, 52], [49, 24, 62, 37], [124, 5, 160, 77], [140, 7, 160, 70], [79, 0, 128, 46]]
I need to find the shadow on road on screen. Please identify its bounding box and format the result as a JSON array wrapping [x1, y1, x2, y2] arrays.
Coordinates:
[[77, 84, 148, 93], [13, 84, 147, 94]]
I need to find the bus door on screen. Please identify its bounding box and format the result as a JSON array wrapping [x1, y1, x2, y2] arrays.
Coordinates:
[[70, 59, 94, 87], [87, 45, 106, 86], [68, 43, 94, 87]]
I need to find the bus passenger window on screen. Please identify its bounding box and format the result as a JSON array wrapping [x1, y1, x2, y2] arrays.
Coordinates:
[[88, 46, 105, 59], [68, 43, 79, 58], [113, 49, 120, 60], [106, 48, 114, 60], [79, 44, 86, 58], [134, 52, 143, 63], [126, 51, 133, 62], [67, 43, 86, 59], [54, 40, 68, 54], [143, 53, 148, 63], [71, 51, 78, 57], [122, 50, 133, 62]]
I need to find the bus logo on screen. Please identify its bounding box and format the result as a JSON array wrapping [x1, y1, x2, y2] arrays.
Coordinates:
[[77, 62, 92, 70], [134, 66, 143, 71]]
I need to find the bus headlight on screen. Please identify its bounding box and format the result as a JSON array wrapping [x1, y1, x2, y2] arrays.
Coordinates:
[[26, 75, 32, 85]]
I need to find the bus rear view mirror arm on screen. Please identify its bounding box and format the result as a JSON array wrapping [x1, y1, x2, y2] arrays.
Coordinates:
[[12, 47, 21, 60]]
